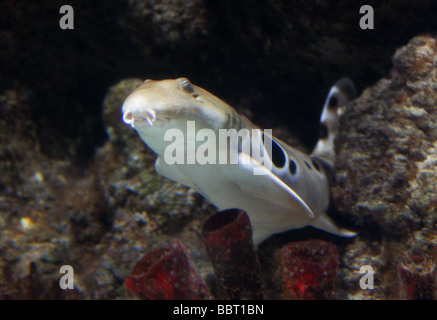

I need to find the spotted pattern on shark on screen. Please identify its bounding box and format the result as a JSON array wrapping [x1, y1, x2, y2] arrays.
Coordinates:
[[122, 78, 357, 245]]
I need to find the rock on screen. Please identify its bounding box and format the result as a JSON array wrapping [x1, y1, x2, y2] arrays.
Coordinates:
[[332, 35, 437, 299], [127, 0, 208, 45], [0, 87, 75, 297], [0, 78, 216, 300]]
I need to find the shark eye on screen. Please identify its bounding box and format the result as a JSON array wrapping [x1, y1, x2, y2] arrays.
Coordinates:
[[180, 79, 194, 93]]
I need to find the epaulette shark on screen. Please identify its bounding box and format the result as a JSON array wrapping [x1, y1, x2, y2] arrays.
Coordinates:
[[122, 78, 357, 245]]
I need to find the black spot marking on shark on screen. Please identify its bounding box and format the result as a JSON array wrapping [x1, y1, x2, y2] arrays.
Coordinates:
[[311, 156, 334, 183], [289, 159, 297, 175], [271, 139, 286, 168], [262, 133, 286, 168], [311, 158, 321, 172]]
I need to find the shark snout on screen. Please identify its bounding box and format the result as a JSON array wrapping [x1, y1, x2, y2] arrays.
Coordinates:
[[122, 95, 157, 128]]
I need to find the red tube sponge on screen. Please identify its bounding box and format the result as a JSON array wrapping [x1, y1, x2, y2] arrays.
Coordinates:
[[202, 209, 263, 299], [125, 240, 210, 300], [280, 239, 339, 300], [397, 255, 436, 300]]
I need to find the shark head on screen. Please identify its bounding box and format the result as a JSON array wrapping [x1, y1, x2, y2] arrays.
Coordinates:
[[122, 78, 236, 154]]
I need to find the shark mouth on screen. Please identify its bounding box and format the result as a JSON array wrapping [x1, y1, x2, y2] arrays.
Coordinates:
[[123, 109, 157, 128]]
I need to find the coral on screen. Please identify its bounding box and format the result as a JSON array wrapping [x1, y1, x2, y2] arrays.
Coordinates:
[[397, 255, 436, 300], [278, 239, 339, 300], [125, 240, 210, 300], [202, 209, 263, 299]]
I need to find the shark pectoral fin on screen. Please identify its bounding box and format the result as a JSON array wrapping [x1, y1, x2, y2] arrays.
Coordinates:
[[226, 152, 315, 219], [155, 157, 195, 189], [155, 158, 214, 203], [312, 213, 357, 237]]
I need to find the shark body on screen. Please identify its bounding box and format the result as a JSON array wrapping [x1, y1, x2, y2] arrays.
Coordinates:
[[122, 78, 356, 245]]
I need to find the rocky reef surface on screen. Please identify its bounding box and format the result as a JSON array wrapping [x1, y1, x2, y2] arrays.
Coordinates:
[[0, 79, 215, 299], [0, 1, 436, 299], [332, 35, 437, 299]]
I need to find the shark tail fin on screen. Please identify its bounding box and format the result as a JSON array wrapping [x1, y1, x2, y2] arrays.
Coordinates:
[[311, 78, 356, 168]]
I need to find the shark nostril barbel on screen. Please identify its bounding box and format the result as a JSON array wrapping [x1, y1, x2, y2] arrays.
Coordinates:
[[144, 109, 156, 126], [146, 109, 156, 122], [122, 111, 133, 124]]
